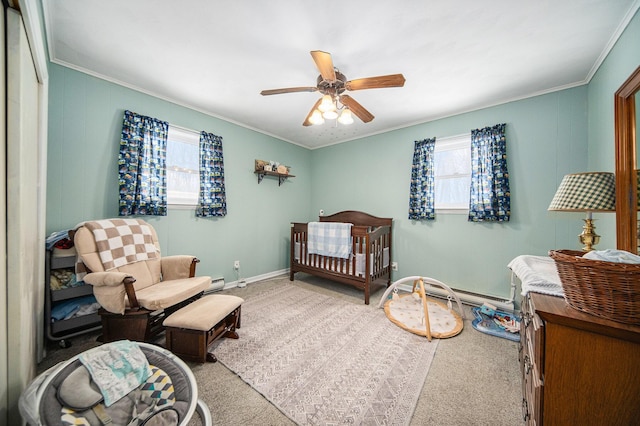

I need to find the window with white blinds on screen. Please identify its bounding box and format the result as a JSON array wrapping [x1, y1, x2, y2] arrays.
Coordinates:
[[434, 134, 471, 210], [166, 126, 199, 206]]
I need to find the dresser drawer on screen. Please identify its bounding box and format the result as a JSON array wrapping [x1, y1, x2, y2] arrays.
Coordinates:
[[522, 295, 544, 371], [521, 294, 544, 425], [527, 338, 543, 423]]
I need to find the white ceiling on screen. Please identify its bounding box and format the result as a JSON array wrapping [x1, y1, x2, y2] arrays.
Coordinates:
[[42, 0, 639, 149]]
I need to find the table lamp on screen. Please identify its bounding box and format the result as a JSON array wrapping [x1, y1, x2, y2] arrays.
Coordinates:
[[548, 172, 616, 251]]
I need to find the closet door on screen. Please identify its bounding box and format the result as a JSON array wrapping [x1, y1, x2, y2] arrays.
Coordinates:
[[6, 7, 43, 421]]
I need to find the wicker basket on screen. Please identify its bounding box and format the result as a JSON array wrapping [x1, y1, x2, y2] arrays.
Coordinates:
[[549, 250, 640, 325]]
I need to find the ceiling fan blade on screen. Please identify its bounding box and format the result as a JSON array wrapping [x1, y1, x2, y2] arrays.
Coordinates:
[[310, 50, 336, 82], [339, 95, 374, 123], [260, 87, 318, 96], [345, 74, 406, 91], [303, 98, 323, 127]]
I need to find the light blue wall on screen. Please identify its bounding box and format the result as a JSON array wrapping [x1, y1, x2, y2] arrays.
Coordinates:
[[46, 64, 312, 282], [309, 8, 640, 300], [46, 8, 639, 300], [310, 88, 588, 298], [587, 7, 640, 245], [45, 66, 589, 301]]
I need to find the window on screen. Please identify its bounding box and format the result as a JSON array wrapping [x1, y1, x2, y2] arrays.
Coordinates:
[[166, 126, 199, 206], [434, 134, 471, 210]]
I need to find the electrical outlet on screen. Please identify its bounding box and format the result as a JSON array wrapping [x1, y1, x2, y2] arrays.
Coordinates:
[[234, 260, 240, 270], [391, 262, 398, 271]]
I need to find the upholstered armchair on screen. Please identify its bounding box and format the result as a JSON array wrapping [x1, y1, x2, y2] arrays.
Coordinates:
[[74, 219, 211, 342]]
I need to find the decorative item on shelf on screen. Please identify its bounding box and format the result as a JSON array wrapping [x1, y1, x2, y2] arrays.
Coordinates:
[[254, 159, 294, 185], [255, 159, 267, 171], [548, 172, 616, 251]]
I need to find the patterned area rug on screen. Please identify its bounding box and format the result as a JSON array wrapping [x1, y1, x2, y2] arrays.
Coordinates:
[[215, 283, 439, 425]]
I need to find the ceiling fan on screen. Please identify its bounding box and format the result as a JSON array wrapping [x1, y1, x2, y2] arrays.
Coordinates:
[[260, 50, 405, 126]]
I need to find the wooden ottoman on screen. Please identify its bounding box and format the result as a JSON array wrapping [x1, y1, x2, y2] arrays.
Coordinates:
[[163, 294, 243, 363]]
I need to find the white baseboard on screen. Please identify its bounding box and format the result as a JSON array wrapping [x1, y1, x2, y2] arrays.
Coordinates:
[[222, 269, 516, 313]]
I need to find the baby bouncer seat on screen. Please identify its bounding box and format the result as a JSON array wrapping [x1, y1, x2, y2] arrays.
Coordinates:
[[19, 341, 212, 426]]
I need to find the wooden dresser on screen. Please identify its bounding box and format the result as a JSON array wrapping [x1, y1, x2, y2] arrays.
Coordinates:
[[520, 292, 640, 425]]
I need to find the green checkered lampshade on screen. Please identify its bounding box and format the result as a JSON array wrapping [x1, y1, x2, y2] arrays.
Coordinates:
[[548, 172, 616, 212]]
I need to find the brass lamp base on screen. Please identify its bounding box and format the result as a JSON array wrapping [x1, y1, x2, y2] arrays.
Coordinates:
[[579, 218, 600, 252]]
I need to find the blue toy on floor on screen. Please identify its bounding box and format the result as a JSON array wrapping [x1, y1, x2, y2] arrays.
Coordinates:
[[471, 305, 520, 342]]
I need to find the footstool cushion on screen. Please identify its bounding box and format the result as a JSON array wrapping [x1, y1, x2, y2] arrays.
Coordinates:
[[164, 294, 243, 363]]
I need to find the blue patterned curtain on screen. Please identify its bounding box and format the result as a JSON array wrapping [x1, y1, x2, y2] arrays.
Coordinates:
[[468, 123, 510, 222], [196, 131, 227, 217], [118, 110, 168, 216], [408, 138, 436, 220]]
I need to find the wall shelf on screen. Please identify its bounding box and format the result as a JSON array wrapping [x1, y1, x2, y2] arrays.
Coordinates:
[[254, 170, 295, 186]]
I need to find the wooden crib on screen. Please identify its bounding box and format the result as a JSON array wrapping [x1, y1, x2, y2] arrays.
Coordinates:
[[290, 210, 393, 304]]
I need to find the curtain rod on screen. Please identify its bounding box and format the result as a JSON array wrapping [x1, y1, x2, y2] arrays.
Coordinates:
[[436, 132, 471, 142], [170, 123, 201, 134]]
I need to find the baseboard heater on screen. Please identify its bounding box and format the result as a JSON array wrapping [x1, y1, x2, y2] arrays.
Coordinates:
[[397, 281, 516, 312], [204, 277, 225, 294]]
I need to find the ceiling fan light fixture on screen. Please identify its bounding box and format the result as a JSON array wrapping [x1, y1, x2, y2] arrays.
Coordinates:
[[322, 109, 339, 120], [318, 94, 336, 113], [309, 109, 325, 125], [338, 108, 354, 125], [261, 50, 404, 128]]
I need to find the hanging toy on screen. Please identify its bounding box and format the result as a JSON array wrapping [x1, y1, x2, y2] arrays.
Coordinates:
[[392, 288, 400, 301]]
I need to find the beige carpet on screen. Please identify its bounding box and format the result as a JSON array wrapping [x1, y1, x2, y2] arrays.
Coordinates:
[[214, 282, 439, 425], [37, 274, 523, 425]]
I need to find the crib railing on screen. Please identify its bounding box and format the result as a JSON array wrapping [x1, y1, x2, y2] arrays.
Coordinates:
[[289, 222, 392, 304]]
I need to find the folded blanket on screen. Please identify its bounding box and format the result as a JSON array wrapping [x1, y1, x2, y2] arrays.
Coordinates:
[[46, 229, 70, 250], [51, 295, 97, 321], [508, 255, 564, 297], [307, 222, 353, 259], [79, 340, 152, 407], [85, 219, 158, 271], [583, 249, 640, 264]]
